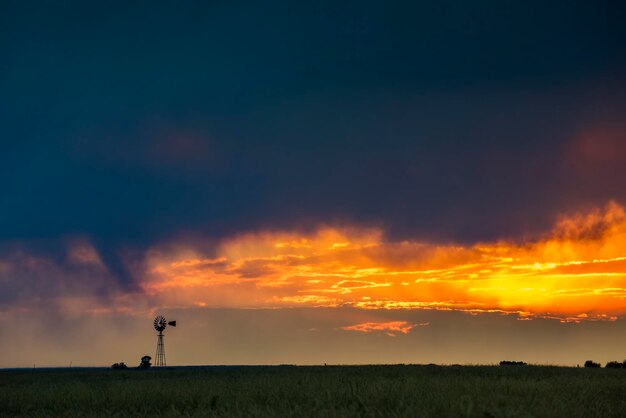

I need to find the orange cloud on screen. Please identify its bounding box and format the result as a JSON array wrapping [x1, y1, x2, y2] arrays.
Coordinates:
[[142, 202, 626, 321], [341, 321, 429, 336]]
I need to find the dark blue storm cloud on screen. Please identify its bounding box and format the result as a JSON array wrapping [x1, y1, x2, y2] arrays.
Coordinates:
[[1, 0, 626, 279]]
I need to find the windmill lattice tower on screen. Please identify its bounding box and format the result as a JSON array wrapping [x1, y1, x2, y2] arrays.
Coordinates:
[[153, 315, 176, 367]]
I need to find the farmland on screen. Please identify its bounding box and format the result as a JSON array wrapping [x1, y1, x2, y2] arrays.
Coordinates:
[[1, 365, 625, 417]]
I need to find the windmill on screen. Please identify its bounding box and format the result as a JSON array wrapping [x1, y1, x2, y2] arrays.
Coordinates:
[[153, 315, 177, 367]]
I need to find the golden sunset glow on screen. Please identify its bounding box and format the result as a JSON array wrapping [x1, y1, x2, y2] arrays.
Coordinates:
[[142, 202, 626, 322]]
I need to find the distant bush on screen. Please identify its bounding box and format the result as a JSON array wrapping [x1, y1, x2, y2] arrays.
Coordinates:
[[500, 361, 527, 366], [605, 361, 623, 369], [111, 362, 128, 370], [584, 360, 601, 368]]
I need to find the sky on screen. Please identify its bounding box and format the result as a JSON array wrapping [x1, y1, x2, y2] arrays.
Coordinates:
[[1, 0, 626, 367]]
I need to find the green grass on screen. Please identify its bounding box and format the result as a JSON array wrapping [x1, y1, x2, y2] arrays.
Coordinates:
[[1, 365, 625, 417]]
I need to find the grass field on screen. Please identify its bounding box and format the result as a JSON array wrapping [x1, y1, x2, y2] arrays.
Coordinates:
[[1, 365, 625, 417]]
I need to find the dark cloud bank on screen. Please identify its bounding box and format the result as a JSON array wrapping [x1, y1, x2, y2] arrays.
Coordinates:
[[2, 0, 626, 247]]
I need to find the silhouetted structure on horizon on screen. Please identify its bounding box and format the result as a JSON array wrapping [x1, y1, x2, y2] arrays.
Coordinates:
[[153, 315, 177, 367], [139, 355, 152, 369]]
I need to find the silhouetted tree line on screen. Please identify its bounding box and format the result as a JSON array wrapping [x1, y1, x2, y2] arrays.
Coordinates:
[[111, 362, 128, 370], [111, 356, 152, 370], [584, 360, 626, 368], [499, 361, 527, 366]]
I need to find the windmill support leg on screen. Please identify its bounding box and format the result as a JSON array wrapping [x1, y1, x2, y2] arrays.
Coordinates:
[[155, 332, 166, 367]]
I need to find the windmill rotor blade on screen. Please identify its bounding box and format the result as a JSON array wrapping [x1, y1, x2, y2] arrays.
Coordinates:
[[154, 315, 167, 331]]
